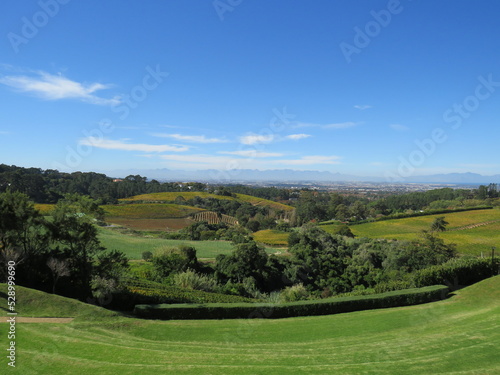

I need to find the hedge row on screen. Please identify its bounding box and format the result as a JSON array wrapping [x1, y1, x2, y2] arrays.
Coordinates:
[[134, 284, 449, 320], [108, 278, 255, 310], [411, 256, 499, 288]]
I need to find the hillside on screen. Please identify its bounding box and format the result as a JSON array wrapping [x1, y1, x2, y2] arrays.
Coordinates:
[[0, 283, 118, 319], [322, 209, 500, 256], [119, 191, 294, 212], [4, 276, 499, 374]]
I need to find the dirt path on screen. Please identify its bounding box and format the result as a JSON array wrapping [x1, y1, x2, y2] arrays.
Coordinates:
[[449, 220, 500, 231], [3, 317, 74, 323]]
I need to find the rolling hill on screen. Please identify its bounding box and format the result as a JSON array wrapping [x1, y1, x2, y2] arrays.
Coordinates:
[[2, 276, 499, 374], [321, 209, 500, 256]]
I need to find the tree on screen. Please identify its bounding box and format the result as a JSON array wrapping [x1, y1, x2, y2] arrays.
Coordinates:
[[334, 224, 355, 238], [215, 241, 269, 288], [335, 204, 350, 221], [431, 216, 449, 232], [48, 199, 105, 297], [152, 246, 198, 280], [46, 258, 70, 294]]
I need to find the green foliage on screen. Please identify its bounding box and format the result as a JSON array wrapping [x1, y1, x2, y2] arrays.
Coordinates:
[[333, 224, 355, 238], [410, 256, 499, 288], [215, 241, 269, 288], [118, 277, 255, 309], [430, 216, 449, 232], [172, 269, 218, 292], [280, 283, 309, 302], [151, 245, 198, 279], [142, 251, 153, 261], [133, 285, 449, 320]]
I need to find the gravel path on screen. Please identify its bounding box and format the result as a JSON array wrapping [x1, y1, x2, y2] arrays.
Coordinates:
[[3, 317, 74, 323]]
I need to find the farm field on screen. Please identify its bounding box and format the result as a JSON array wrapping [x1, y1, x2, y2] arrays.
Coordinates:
[[322, 209, 500, 256], [102, 203, 204, 231], [98, 227, 280, 259], [119, 191, 294, 212], [253, 229, 289, 247], [103, 203, 204, 219], [3, 275, 499, 374]]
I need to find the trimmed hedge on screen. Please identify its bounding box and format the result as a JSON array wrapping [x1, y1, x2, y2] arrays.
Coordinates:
[[134, 285, 449, 320], [108, 278, 255, 310]]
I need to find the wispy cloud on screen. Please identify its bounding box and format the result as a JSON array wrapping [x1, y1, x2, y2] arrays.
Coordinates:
[[285, 133, 311, 140], [79, 138, 189, 152], [293, 121, 359, 129], [0, 71, 120, 106], [390, 124, 410, 132], [278, 155, 342, 165], [152, 133, 228, 143], [218, 150, 283, 158], [323, 122, 359, 129], [0, 130, 11, 135], [354, 105, 372, 110], [239, 133, 275, 145]]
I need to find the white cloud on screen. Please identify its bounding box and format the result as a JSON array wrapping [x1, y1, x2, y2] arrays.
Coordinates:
[[354, 105, 372, 110], [286, 133, 311, 140], [0, 71, 120, 106], [293, 121, 359, 129], [79, 138, 189, 153], [278, 155, 342, 165], [218, 150, 283, 157], [323, 122, 359, 129], [239, 133, 275, 145], [0, 130, 10, 135], [152, 133, 228, 143], [390, 124, 410, 131]]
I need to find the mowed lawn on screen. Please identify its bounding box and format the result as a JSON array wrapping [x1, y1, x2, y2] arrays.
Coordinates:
[[98, 227, 236, 259], [4, 276, 500, 374], [323, 209, 500, 256], [98, 227, 279, 259]]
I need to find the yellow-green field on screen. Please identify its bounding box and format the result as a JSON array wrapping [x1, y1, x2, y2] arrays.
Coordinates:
[[103, 203, 204, 219], [322, 209, 500, 256], [120, 192, 294, 212], [253, 229, 289, 246], [34, 203, 55, 214]]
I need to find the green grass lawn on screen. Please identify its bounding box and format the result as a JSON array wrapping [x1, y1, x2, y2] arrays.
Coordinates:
[[98, 227, 236, 259], [98, 227, 280, 259], [322, 209, 500, 256], [2, 276, 499, 374]]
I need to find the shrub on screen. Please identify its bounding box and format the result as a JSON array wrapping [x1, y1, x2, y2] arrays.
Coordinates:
[[280, 283, 309, 302], [142, 251, 153, 261], [172, 269, 218, 292]]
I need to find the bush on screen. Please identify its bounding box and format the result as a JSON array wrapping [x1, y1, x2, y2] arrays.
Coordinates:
[[280, 283, 309, 302], [142, 251, 153, 261], [134, 285, 449, 320], [172, 269, 218, 292]]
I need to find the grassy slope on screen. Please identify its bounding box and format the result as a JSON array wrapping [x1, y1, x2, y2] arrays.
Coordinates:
[[102, 203, 204, 219], [120, 191, 294, 211], [0, 284, 117, 319], [322, 209, 500, 256], [3, 276, 499, 374]]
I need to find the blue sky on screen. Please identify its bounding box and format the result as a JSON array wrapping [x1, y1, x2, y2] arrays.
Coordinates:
[[1, 0, 500, 180]]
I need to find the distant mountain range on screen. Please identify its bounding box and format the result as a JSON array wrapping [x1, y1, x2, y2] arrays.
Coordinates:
[[102, 168, 500, 185]]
